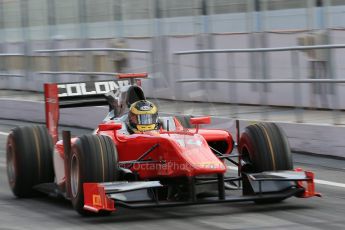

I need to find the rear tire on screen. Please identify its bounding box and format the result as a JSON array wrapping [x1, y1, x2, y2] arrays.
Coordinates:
[[6, 126, 54, 198], [239, 122, 293, 204], [70, 134, 119, 216]]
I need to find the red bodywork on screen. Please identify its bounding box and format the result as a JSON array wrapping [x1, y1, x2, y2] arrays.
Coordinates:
[[44, 83, 60, 143], [83, 183, 115, 213], [295, 168, 322, 198], [56, 120, 232, 179]]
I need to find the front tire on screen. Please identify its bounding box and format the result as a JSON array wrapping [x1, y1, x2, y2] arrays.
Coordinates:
[[239, 122, 293, 204], [70, 134, 119, 216], [6, 126, 54, 198], [239, 122, 292, 172]]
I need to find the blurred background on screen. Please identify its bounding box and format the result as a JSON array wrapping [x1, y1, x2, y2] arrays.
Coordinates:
[[1, 0, 345, 123], [1, 3, 345, 227]]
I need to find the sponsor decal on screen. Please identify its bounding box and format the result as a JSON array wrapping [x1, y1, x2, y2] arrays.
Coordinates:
[[57, 80, 130, 97], [92, 194, 102, 206], [193, 162, 221, 169], [175, 138, 203, 148]]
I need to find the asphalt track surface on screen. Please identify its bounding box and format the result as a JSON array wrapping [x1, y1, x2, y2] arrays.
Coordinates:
[[0, 120, 345, 230]]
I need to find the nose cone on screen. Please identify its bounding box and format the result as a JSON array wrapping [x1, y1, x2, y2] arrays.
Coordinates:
[[167, 133, 227, 176], [182, 145, 227, 175]]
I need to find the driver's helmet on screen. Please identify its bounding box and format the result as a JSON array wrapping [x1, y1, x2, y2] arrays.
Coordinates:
[[127, 100, 158, 133]]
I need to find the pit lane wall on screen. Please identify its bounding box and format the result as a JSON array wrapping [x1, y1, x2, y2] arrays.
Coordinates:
[[2, 30, 345, 110], [0, 99, 343, 159]]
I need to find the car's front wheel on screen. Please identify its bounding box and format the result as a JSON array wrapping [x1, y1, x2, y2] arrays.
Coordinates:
[[239, 122, 293, 203], [70, 134, 119, 216]]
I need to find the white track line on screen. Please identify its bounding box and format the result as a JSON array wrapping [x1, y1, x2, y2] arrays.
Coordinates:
[[0, 98, 44, 103], [0, 131, 9, 136], [314, 179, 345, 188], [227, 166, 345, 189]]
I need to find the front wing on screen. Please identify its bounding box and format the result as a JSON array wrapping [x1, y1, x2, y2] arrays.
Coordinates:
[[83, 169, 320, 213]]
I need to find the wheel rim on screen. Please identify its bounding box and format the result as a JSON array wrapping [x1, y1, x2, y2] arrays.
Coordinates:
[[240, 147, 253, 173], [70, 154, 80, 198], [6, 140, 16, 188]]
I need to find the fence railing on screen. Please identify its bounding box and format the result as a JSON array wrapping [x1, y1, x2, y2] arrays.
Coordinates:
[[2, 44, 345, 124], [0, 48, 152, 78], [0, 73, 24, 77], [35, 48, 151, 54], [35, 48, 152, 80], [174, 44, 345, 124], [0, 53, 24, 57], [0, 48, 152, 89], [174, 44, 345, 54]]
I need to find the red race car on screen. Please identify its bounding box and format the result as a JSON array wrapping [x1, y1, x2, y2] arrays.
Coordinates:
[[6, 73, 320, 216]]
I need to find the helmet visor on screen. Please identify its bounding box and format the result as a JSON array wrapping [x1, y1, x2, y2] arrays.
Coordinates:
[[137, 114, 158, 125]]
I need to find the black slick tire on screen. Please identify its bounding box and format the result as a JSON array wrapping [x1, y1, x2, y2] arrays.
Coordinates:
[[6, 125, 54, 198], [239, 122, 293, 203], [69, 134, 119, 216]]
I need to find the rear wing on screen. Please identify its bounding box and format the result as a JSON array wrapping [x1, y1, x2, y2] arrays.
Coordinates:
[[44, 73, 147, 142]]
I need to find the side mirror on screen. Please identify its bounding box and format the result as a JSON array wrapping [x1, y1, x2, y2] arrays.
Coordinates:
[[98, 122, 122, 132], [190, 116, 211, 133], [190, 116, 211, 125]]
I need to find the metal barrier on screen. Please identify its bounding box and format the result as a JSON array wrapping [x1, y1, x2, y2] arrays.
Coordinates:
[[0, 48, 152, 89], [37, 71, 119, 76], [174, 44, 345, 124], [0, 53, 25, 57], [0, 74, 24, 77], [35, 48, 152, 81], [35, 48, 151, 54], [174, 44, 345, 54]]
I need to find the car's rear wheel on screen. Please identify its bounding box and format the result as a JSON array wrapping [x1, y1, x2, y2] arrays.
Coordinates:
[[6, 126, 54, 198], [70, 134, 119, 216], [239, 122, 293, 203]]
